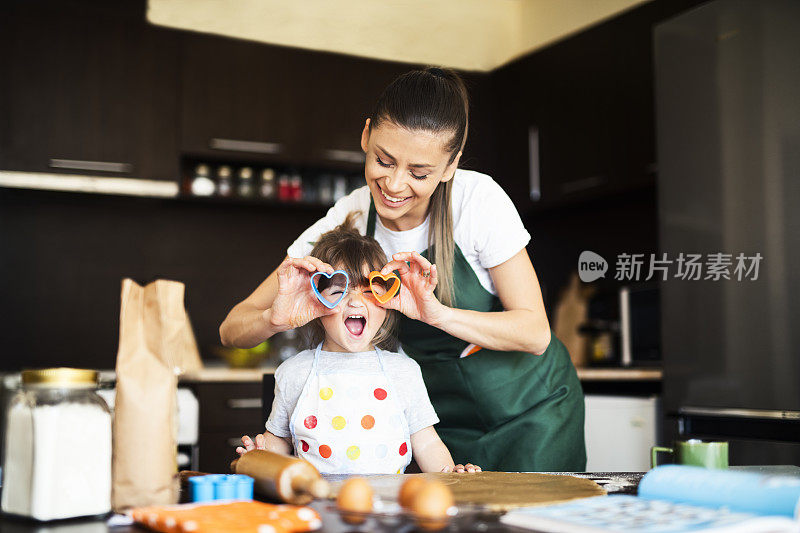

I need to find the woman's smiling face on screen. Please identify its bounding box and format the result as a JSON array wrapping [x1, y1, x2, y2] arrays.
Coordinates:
[[361, 119, 461, 231]]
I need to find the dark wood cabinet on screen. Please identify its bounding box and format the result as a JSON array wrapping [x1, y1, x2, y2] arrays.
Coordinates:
[[1, 0, 698, 207], [534, 33, 625, 203], [193, 379, 273, 474], [492, 0, 708, 213], [296, 53, 412, 169], [179, 33, 299, 164], [0, 1, 180, 180], [492, 6, 663, 211], [178, 36, 414, 170]]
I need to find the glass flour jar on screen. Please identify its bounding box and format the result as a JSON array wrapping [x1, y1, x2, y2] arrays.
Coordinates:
[[1, 368, 112, 520]]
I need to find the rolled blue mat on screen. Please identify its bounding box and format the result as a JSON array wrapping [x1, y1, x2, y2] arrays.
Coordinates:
[[639, 465, 800, 518]]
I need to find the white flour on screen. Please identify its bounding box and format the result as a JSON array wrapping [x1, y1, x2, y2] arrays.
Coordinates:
[[2, 402, 112, 520]]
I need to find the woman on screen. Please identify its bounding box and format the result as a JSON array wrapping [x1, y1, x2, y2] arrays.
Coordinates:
[[220, 67, 586, 472]]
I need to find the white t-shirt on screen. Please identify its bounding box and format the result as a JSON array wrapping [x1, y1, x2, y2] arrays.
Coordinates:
[[286, 169, 531, 295], [265, 348, 439, 438]]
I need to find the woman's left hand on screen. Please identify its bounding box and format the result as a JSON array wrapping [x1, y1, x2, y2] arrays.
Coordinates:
[[379, 252, 449, 326]]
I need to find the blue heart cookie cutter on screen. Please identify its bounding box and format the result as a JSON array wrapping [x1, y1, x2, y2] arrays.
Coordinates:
[[310, 270, 350, 309]]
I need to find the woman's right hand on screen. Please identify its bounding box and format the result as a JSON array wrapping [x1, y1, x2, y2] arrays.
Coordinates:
[[265, 256, 339, 330], [379, 251, 449, 327]]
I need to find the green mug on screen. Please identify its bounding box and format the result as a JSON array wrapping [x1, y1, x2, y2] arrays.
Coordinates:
[[651, 439, 728, 469]]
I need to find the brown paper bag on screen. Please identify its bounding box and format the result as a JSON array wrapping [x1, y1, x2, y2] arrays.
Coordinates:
[[112, 279, 202, 510], [554, 272, 595, 368]]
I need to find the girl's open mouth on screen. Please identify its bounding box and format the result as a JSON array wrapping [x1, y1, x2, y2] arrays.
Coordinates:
[[344, 314, 366, 336]]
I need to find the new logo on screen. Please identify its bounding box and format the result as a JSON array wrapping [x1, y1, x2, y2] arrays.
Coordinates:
[[578, 251, 608, 282]]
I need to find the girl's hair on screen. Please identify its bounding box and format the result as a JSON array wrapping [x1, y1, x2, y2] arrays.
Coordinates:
[[300, 212, 398, 351], [368, 67, 469, 307]]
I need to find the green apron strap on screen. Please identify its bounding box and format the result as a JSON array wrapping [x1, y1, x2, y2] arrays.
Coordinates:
[[366, 199, 377, 237], [364, 199, 585, 472]]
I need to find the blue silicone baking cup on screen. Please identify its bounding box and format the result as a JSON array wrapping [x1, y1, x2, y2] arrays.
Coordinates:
[[188, 474, 254, 502]]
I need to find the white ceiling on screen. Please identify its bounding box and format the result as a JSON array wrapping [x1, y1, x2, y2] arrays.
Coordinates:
[[148, 0, 650, 72]]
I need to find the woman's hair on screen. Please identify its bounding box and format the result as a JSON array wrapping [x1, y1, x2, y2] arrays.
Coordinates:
[[368, 67, 469, 307], [300, 212, 398, 351]]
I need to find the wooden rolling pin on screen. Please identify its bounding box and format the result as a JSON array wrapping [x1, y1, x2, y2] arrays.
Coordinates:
[[230, 450, 330, 505]]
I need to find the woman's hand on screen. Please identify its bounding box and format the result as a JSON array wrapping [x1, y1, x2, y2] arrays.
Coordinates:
[[441, 463, 481, 473], [379, 252, 450, 327], [266, 256, 339, 330]]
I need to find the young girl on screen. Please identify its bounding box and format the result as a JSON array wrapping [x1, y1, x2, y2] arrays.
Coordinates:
[[237, 215, 480, 474]]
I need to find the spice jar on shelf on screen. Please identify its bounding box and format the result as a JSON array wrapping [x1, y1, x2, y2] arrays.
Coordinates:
[[318, 175, 333, 205], [238, 167, 254, 198], [332, 175, 348, 201], [190, 164, 215, 196], [290, 173, 303, 202], [277, 173, 291, 202], [260, 168, 276, 199], [1, 368, 112, 520], [217, 165, 233, 197]]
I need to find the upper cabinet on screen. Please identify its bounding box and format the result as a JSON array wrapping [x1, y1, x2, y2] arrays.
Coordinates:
[[178, 33, 299, 164], [178, 35, 412, 170], [492, 6, 660, 210], [0, 1, 180, 180], [1, 0, 691, 198], [294, 53, 408, 169]]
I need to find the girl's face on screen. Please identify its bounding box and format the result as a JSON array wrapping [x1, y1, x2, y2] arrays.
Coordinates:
[[361, 119, 461, 232], [319, 266, 388, 353]]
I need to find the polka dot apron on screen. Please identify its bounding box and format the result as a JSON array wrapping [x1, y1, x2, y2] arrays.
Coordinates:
[[289, 342, 412, 474]]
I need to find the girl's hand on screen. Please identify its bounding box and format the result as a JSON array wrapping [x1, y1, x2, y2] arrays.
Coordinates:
[[379, 252, 450, 326], [236, 433, 266, 456], [441, 463, 481, 473], [265, 256, 339, 330], [236, 431, 293, 456]]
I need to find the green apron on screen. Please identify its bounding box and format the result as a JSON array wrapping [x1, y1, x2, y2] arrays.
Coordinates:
[[367, 204, 586, 472]]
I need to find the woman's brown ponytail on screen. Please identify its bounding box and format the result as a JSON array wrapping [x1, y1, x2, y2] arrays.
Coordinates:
[[368, 67, 469, 307]]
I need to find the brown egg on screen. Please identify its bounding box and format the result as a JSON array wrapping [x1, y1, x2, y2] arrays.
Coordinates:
[[398, 476, 429, 509], [336, 477, 373, 525], [410, 480, 455, 531]]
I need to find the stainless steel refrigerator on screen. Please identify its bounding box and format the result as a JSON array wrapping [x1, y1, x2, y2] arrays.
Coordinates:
[[654, 0, 800, 464]]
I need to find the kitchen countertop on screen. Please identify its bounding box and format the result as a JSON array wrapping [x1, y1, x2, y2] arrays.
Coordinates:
[[180, 366, 276, 382], [0, 472, 644, 532], [3, 365, 661, 385], [179, 365, 662, 383], [576, 367, 662, 381]]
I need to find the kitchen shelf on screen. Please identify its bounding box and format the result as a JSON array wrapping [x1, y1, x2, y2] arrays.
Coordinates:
[[181, 367, 276, 383], [0, 171, 339, 213], [174, 193, 334, 211], [0, 171, 178, 198], [180, 366, 663, 384]]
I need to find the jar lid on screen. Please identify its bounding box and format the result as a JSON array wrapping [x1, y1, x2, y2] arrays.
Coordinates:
[[22, 368, 98, 387]]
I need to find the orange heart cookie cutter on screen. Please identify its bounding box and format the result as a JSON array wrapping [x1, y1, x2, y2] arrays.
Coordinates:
[[368, 271, 401, 304]]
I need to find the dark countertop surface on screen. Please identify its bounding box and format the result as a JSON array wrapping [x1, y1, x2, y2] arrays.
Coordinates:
[[0, 472, 645, 532]]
